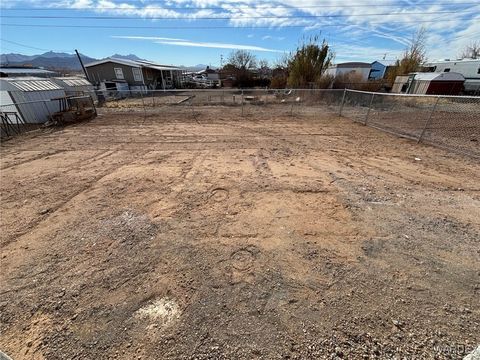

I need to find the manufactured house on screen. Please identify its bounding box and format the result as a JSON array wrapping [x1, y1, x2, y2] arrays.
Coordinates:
[[392, 72, 465, 95], [84, 58, 184, 91], [325, 62, 372, 82], [368, 61, 396, 80], [423, 59, 480, 94], [369, 61, 386, 80]]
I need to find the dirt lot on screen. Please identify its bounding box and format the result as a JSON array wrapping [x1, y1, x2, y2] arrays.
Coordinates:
[[1, 105, 479, 359]]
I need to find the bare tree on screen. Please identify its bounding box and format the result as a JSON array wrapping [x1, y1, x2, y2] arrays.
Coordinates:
[[386, 27, 427, 86], [258, 59, 269, 69], [225, 50, 258, 87], [460, 41, 480, 59], [227, 50, 257, 70]]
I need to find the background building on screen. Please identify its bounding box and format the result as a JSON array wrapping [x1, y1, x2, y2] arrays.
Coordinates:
[[423, 59, 480, 94], [392, 72, 465, 95], [51, 77, 96, 100], [325, 62, 372, 82], [0, 77, 66, 124], [85, 58, 184, 91], [0, 67, 58, 78]]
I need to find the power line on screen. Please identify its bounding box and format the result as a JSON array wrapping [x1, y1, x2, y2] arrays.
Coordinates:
[[2, 29, 477, 61], [2, 2, 477, 11], [0, 38, 71, 53], [0, 18, 471, 30], [0, 38, 52, 52], [0, 10, 472, 20]]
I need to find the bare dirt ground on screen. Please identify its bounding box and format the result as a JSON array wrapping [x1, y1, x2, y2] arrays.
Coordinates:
[[1, 105, 479, 359]]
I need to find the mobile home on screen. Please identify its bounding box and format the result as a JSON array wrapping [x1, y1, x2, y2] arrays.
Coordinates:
[[423, 59, 480, 94]]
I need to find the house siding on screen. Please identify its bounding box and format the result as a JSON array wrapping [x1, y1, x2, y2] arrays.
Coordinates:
[[86, 62, 145, 86]]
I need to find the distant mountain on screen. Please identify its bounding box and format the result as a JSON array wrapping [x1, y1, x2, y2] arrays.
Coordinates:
[[40, 51, 76, 59], [0, 53, 37, 63], [0, 51, 198, 70], [110, 54, 146, 61], [0, 51, 97, 71]]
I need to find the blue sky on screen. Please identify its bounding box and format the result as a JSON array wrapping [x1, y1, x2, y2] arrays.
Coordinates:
[[1, 0, 479, 67]]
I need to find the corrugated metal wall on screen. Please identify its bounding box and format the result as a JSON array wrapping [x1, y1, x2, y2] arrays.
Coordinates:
[[0, 91, 24, 124], [9, 89, 65, 123], [409, 80, 429, 95]]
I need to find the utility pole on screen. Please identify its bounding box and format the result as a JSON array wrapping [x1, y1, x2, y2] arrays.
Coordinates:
[[75, 49, 89, 81], [220, 54, 224, 67]]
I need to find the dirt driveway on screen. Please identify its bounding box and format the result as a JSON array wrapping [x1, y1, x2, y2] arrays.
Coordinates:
[[1, 106, 479, 359]]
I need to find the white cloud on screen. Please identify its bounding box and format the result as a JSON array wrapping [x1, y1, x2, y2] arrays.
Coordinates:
[[262, 35, 286, 41], [5, 0, 480, 61], [113, 35, 285, 52], [111, 35, 188, 41], [155, 40, 284, 52]]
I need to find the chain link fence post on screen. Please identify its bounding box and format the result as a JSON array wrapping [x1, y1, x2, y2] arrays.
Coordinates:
[[418, 95, 440, 143], [290, 89, 295, 116], [190, 94, 196, 120], [364, 92, 375, 125], [339, 88, 347, 116], [140, 91, 146, 122], [241, 89, 244, 117]]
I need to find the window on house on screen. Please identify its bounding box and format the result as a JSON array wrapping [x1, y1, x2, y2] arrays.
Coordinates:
[[132, 68, 143, 82], [477, 67, 480, 74], [444, 68, 450, 72], [114, 68, 124, 79]]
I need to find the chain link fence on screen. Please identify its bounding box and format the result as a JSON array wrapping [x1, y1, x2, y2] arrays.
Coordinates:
[[340, 89, 480, 157], [1, 88, 478, 158]]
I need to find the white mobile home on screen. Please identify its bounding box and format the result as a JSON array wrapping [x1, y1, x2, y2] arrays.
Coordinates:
[[423, 59, 480, 94], [325, 62, 372, 82]]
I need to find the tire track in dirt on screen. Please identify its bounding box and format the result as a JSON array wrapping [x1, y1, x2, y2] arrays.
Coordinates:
[[0, 150, 63, 171], [1, 149, 153, 248], [340, 153, 480, 191]]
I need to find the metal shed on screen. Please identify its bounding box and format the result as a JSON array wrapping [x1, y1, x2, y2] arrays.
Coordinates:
[[52, 77, 96, 100], [391, 75, 410, 93], [408, 72, 465, 95], [0, 77, 66, 123]]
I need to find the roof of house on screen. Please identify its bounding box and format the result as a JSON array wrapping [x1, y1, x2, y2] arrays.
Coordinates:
[[412, 72, 465, 81], [0, 67, 56, 75], [0, 77, 64, 91], [52, 77, 93, 87], [329, 62, 372, 69], [425, 58, 480, 65], [85, 58, 182, 71]]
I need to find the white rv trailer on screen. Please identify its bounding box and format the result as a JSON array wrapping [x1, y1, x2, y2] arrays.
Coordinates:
[[423, 59, 480, 94]]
